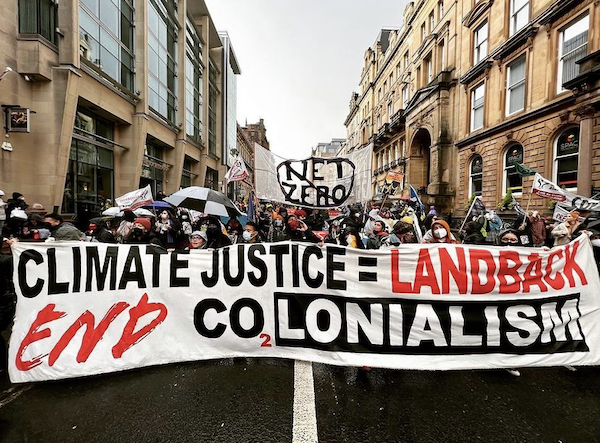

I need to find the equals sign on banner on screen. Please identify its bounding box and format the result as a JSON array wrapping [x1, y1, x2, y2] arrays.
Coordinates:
[[358, 256, 378, 282]]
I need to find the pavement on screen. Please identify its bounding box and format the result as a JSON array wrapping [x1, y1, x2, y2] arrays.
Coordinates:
[[1, 359, 600, 443]]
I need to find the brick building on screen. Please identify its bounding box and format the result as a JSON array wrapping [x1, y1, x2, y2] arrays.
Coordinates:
[[345, 0, 600, 215], [0, 0, 235, 216]]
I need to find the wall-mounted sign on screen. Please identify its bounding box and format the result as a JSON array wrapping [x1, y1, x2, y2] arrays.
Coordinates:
[[6, 107, 30, 133]]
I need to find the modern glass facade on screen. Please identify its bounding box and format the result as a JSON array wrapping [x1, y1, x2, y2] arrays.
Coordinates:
[[62, 110, 114, 214], [79, 0, 135, 91], [185, 17, 203, 143], [148, 0, 178, 123]]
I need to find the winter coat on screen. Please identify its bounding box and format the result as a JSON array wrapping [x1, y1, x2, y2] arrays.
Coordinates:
[[367, 232, 390, 249], [0, 253, 15, 331], [52, 222, 86, 241]]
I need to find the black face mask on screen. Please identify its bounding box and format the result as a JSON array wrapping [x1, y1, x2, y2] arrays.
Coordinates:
[[133, 228, 144, 236]]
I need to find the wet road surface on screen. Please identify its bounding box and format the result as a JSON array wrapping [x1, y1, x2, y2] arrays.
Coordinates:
[[1, 359, 600, 442]]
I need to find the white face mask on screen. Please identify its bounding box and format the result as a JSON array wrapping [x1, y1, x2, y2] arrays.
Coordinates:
[[242, 231, 254, 241], [592, 239, 600, 248], [433, 227, 448, 239]]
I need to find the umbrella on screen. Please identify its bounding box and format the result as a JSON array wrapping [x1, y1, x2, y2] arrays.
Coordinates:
[[164, 187, 244, 218], [102, 207, 154, 217], [143, 201, 174, 210]]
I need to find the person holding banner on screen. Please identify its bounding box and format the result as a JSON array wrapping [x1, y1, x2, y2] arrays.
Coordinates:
[[243, 222, 262, 244], [0, 238, 16, 377], [366, 220, 390, 249], [187, 231, 207, 250], [552, 211, 581, 247], [424, 220, 457, 244]]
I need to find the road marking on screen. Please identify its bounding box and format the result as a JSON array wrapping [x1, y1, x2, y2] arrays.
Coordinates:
[[0, 384, 33, 409], [292, 360, 318, 443]]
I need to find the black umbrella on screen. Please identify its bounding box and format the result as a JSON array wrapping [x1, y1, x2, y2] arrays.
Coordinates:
[[164, 187, 244, 218]]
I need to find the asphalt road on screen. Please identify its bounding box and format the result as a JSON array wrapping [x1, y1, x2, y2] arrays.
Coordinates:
[[1, 359, 600, 443]]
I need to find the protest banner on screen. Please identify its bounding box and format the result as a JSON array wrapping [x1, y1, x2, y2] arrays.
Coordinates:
[[255, 144, 372, 208], [532, 173, 600, 211], [225, 155, 250, 183], [553, 204, 586, 223], [9, 238, 600, 383], [115, 185, 153, 210]]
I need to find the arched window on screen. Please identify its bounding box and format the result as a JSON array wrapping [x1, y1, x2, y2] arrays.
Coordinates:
[[504, 144, 523, 194], [469, 155, 483, 197], [554, 126, 579, 190]]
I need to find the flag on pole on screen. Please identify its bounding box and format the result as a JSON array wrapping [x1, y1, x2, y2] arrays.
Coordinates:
[[514, 162, 537, 177], [409, 185, 425, 213], [115, 185, 154, 210], [512, 194, 527, 216], [225, 155, 249, 184]]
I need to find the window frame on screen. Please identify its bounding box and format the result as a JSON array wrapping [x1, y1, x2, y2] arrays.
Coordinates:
[[473, 20, 489, 65], [470, 82, 485, 132], [18, 0, 59, 45], [469, 155, 483, 197], [553, 126, 580, 191], [505, 54, 527, 116], [503, 144, 524, 195], [557, 13, 589, 94], [510, 0, 529, 36]]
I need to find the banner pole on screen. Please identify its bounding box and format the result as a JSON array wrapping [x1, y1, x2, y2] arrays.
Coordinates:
[[459, 196, 478, 233], [521, 179, 535, 228]]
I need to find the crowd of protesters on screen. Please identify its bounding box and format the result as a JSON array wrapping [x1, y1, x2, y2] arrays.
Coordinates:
[[1, 187, 600, 379]]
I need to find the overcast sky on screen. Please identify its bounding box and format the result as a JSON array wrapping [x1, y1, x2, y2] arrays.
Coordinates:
[[205, 0, 408, 158]]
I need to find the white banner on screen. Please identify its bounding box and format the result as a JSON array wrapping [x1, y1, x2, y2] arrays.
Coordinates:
[[9, 238, 600, 383], [225, 155, 250, 183], [346, 143, 373, 205], [532, 173, 600, 211], [254, 143, 373, 208], [553, 204, 586, 223], [115, 185, 153, 210]]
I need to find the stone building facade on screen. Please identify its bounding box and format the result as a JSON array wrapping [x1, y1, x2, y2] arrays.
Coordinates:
[[234, 123, 255, 201], [345, 0, 600, 215], [241, 118, 270, 151], [0, 0, 233, 216]]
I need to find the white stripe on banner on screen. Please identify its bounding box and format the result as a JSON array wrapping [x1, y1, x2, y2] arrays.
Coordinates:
[[292, 360, 318, 443]]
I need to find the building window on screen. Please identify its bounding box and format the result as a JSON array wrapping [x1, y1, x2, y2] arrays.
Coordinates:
[[504, 145, 524, 194], [404, 52, 409, 70], [148, 0, 178, 123], [421, 23, 426, 42], [204, 167, 218, 190], [383, 81, 387, 93], [402, 86, 409, 108], [554, 127, 579, 190], [387, 102, 393, 120], [438, 40, 446, 70], [438, 1, 444, 20], [473, 21, 488, 65], [62, 110, 114, 215], [208, 59, 218, 156], [378, 88, 382, 101], [389, 72, 394, 85], [18, 0, 58, 45], [185, 17, 203, 143], [396, 63, 402, 78], [141, 141, 168, 198], [429, 11, 435, 32], [78, 0, 135, 91], [416, 66, 421, 88], [557, 14, 589, 93], [181, 157, 194, 188], [510, 0, 529, 36], [426, 55, 433, 83], [469, 155, 483, 197], [506, 54, 526, 116], [470, 83, 485, 131]]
